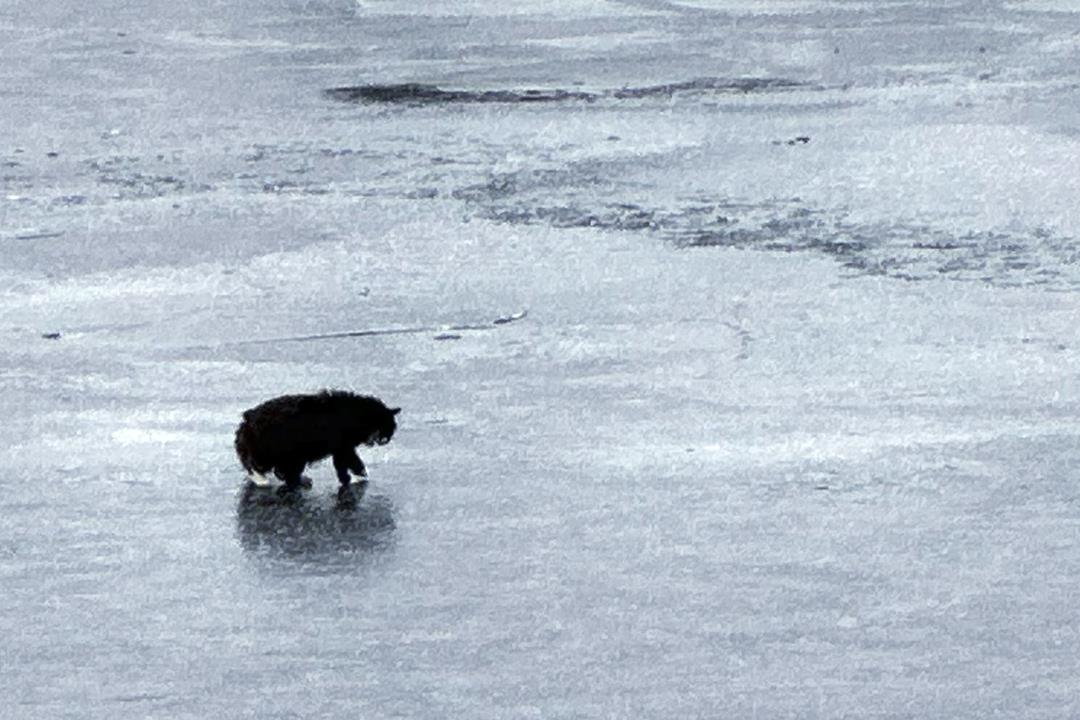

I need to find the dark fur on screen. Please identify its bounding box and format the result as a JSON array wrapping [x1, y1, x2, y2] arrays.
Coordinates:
[[235, 390, 399, 488]]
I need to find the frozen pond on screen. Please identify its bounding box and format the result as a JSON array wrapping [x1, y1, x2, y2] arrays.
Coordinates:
[[2, 1, 1080, 717]]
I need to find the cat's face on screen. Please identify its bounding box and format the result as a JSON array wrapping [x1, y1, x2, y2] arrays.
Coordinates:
[[367, 406, 400, 446]]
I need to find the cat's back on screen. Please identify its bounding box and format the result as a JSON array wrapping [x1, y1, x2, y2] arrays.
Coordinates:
[[242, 392, 326, 429]]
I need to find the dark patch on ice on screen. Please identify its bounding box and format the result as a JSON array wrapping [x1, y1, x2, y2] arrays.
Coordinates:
[[456, 163, 1080, 289], [109, 693, 172, 704], [235, 484, 396, 565], [261, 179, 331, 195], [14, 231, 65, 241], [326, 83, 594, 104], [325, 77, 808, 106], [674, 211, 1079, 287], [51, 195, 87, 207], [41, 332, 61, 340], [612, 77, 807, 98], [75, 154, 217, 203], [97, 171, 185, 199]]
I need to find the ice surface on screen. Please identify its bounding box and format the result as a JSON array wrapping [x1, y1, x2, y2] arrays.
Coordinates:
[[2, 0, 1080, 718]]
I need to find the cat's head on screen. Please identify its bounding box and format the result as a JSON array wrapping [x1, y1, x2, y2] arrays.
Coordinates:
[[367, 405, 400, 446]]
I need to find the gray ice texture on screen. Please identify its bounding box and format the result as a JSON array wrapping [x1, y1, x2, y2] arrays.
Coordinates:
[[1, 1, 1079, 718]]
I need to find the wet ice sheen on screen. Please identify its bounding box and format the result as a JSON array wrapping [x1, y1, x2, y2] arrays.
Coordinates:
[[2, 1, 1080, 718]]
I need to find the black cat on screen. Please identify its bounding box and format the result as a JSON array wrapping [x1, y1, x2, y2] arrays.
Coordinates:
[[235, 390, 399, 489]]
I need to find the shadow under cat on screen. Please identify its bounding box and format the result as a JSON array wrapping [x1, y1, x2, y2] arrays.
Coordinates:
[[235, 482, 396, 569]]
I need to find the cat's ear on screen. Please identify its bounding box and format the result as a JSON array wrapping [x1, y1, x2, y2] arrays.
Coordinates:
[[390, 407, 401, 415]]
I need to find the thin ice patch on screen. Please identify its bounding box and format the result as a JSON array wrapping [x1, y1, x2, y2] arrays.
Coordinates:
[[456, 164, 1080, 290], [325, 77, 811, 105]]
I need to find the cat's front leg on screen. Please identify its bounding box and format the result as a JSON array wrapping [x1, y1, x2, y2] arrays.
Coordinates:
[[334, 448, 366, 485], [276, 461, 306, 490], [347, 447, 367, 480], [332, 452, 353, 485]]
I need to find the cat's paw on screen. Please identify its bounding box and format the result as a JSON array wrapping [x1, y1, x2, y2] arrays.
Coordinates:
[[247, 472, 273, 487]]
